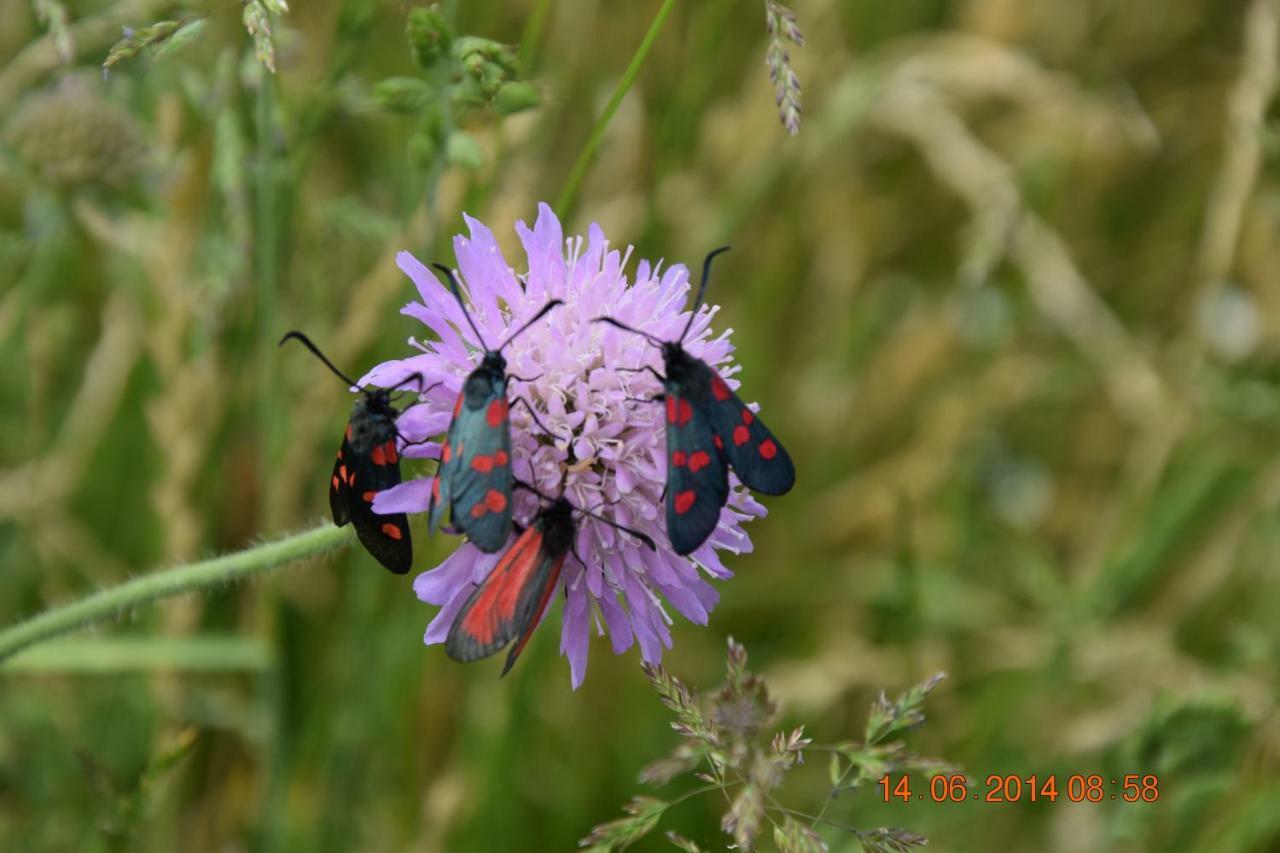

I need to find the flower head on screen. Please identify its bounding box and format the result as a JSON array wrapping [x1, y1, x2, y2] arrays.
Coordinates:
[[364, 203, 766, 687]]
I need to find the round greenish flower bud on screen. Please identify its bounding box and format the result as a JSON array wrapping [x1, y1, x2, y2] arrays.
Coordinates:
[[445, 130, 484, 170], [492, 81, 540, 116], [477, 60, 508, 98], [408, 130, 438, 170], [407, 5, 452, 70], [372, 77, 434, 114], [5, 83, 147, 189]]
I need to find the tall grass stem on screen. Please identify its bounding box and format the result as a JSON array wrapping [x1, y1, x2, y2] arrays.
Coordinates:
[[554, 0, 677, 217]]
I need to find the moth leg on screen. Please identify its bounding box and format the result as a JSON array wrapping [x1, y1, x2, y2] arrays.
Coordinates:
[[511, 395, 569, 441], [619, 365, 667, 383]]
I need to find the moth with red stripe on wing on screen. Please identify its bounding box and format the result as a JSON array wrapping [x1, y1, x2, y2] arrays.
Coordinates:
[[594, 247, 796, 556], [279, 331, 434, 574], [427, 263, 563, 554], [445, 480, 656, 676]]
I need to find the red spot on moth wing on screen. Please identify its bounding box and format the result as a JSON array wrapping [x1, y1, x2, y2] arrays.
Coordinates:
[[674, 490, 696, 515], [471, 454, 494, 473], [337, 449, 343, 460], [332, 475, 341, 491], [442, 442, 452, 463], [381, 523, 403, 540], [363, 491, 377, 502], [671, 450, 687, 467], [494, 449, 509, 466], [345, 424, 353, 441], [484, 489, 508, 513], [711, 374, 731, 401], [486, 398, 509, 428], [713, 434, 724, 450], [432, 477, 441, 500], [453, 395, 464, 417], [677, 399, 694, 425], [688, 450, 711, 472], [386, 442, 399, 464], [741, 409, 754, 425], [470, 502, 488, 518], [733, 425, 750, 446], [371, 445, 386, 466], [759, 439, 778, 460], [666, 396, 677, 424], [339, 464, 350, 483]]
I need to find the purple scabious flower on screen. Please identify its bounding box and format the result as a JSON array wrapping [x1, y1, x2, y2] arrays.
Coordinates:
[[362, 203, 766, 688]]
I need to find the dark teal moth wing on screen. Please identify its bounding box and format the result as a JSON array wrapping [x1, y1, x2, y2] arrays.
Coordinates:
[[663, 382, 730, 556], [699, 364, 795, 496]]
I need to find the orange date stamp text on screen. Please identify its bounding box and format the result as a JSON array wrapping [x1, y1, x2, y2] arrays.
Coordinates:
[[878, 773, 1161, 804]]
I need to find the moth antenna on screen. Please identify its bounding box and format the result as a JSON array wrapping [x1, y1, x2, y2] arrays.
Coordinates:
[[591, 316, 664, 347], [678, 246, 731, 343], [497, 299, 564, 352], [431, 263, 491, 351], [278, 331, 360, 388], [388, 372, 427, 394]]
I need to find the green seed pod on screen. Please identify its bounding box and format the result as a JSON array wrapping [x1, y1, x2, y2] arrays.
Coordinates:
[[408, 129, 439, 170], [445, 130, 484, 170], [372, 77, 434, 114], [407, 5, 452, 71], [492, 81, 540, 116]]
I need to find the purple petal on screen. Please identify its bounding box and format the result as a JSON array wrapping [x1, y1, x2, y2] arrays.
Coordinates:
[[424, 584, 473, 644], [373, 478, 433, 515], [397, 405, 453, 439], [413, 544, 481, 604], [560, 584, 591, 689], [596, 588, 635, 654]]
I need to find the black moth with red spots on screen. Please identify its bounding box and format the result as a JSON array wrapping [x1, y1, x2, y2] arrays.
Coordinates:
[[445, 497, 575, 675], [596, 247, 795, 556], [279, 331, 416, 574], [446, 486, 655, 675], [427, 264, 562, 553]]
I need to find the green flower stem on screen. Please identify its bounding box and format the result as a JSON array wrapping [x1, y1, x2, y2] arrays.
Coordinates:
[[554, 0, 677, 217], [0, 524, 352, 664], [518, 0, 554, 69]]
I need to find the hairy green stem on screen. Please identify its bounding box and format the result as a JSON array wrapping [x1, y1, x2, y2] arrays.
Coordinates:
[[554, 0, 677, 216], [0, 524, 352, 664]]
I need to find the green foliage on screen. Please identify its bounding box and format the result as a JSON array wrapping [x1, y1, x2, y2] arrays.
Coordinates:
[[2, 0, 1280, 850], [102, 18, 205, 71], [587, 641, 947, 852]]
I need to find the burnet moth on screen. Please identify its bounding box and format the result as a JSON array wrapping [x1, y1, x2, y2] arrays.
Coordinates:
[[427, 263, 563, 553], [594, 247, 795, 556], [445, 480, 656, 675], [279, 331, 429, 574]]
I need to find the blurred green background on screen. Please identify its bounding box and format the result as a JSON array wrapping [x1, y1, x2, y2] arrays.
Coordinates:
[[3, 0, 1280, 850]]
